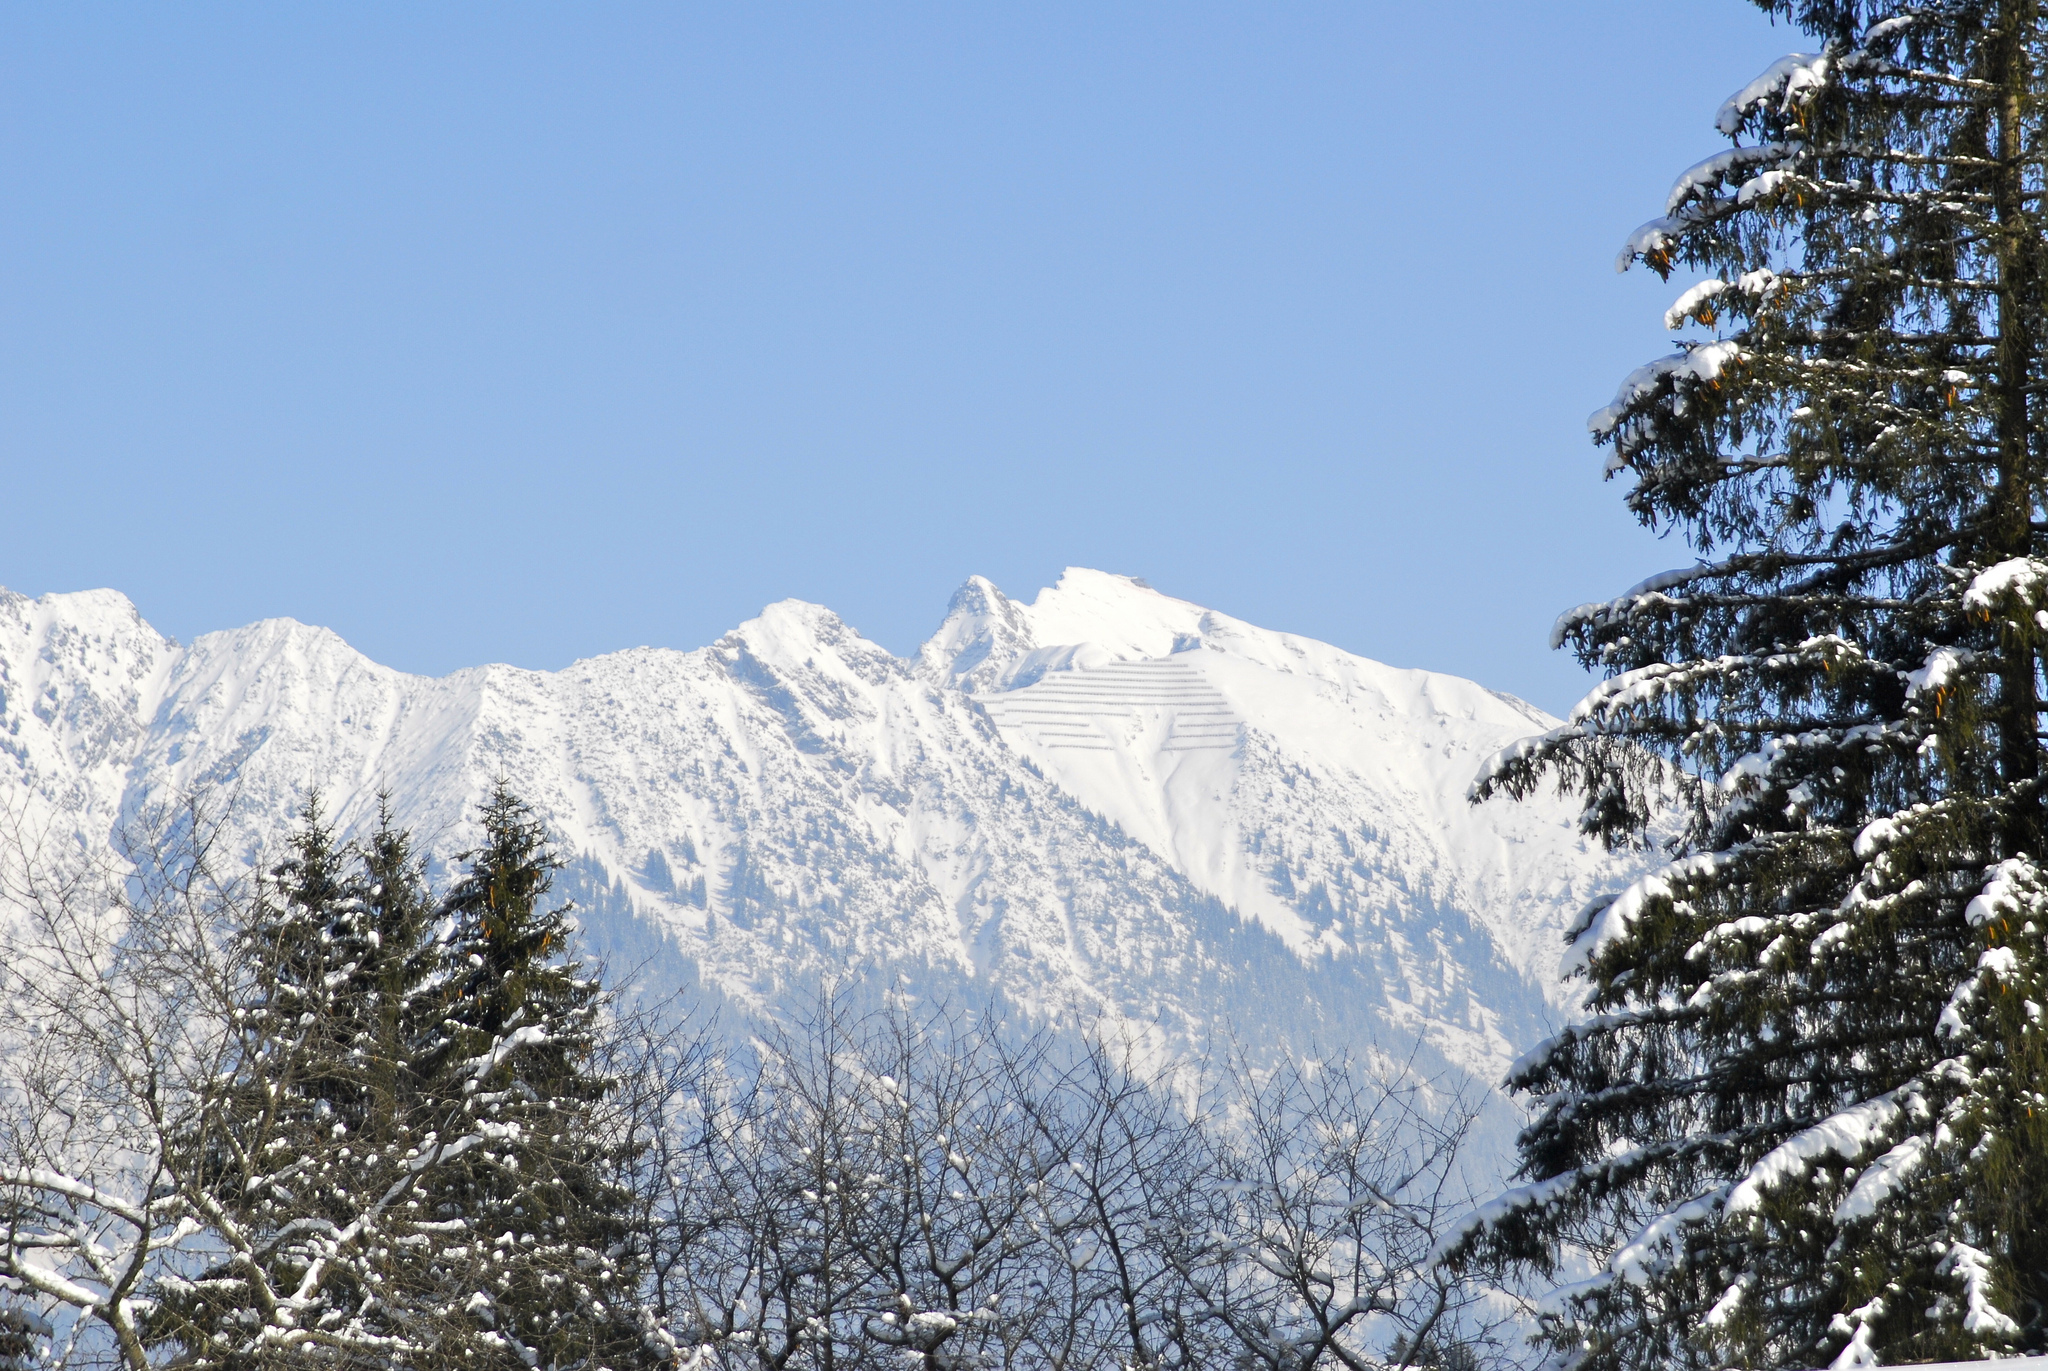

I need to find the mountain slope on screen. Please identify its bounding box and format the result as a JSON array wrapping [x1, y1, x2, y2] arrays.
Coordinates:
[[0, 570, 1628, 1089]]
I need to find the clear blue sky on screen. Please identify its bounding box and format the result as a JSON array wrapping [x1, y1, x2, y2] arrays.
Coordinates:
[[2, 3, 1794, 715]]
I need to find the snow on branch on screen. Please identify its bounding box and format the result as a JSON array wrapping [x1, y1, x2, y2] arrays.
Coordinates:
[[1565, 637, 1864, 735], [1663, 269, 1784, 331], [1723, 1081, 1928, 1218], [1833, 1135, 1927, 1225], [1718, 719, 1901, 795], [1615, 212, 1711, 276], [1664, 280, 1729, 331], [1430, 1171, 1581, 1265], [1468, 721, 1590, 803], [1937, 858, 2044, 1042], [1551, 562, 1777, 648], [1473, 643, 1869, 811], [1506, 1008, 1684, 1088], [1715, 53, 1831, 137], [1666, 142, 1802, 215], [1962, 855, 2044, 930], [1905, 646, 1979, 699], [1935, 1244, 2022, 1340], [1615, 154, 1801, 274], [1609, 1186, 1728, 1287], [1590, 341, 1746, 462], [0, 1168, 150, 1229], [1962, 557, 2048, 633], [464, 1024, 550, 1086], [1561, 851, 1745, 978]]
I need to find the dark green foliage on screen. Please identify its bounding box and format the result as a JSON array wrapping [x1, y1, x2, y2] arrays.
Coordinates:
[[417, 782, 649, 1371], [141, 786, 652, 1371], [146, 795, 431, 1371], [1454, 5, 2048, 1368]]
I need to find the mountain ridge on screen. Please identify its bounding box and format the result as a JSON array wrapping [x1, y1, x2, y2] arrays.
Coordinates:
[[0, 569, 1631, 1096]]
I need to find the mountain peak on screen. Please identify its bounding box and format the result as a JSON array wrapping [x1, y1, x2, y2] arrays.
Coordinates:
[[1, 585, 164, 642], [718, 599, 904, 691], [919, 568, 1209, 693], [1022, 568, 1206, 664], [918, 576, 1033, 692], [1, 574, 1638, 1093]]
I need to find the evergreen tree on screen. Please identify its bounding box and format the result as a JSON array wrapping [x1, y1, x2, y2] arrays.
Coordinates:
[[147, 797, 451, 1370], [338, 802, 456, 1363], [1452, 5, 2048, 1368], [148, 796, 371, 1366], [419, 782, 649, 1371], [347, 800, 446, 1188], [141, 789, 653, 1371]]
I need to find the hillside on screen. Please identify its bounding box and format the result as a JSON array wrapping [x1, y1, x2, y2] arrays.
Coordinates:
[[0, 569, 1629, 1089]]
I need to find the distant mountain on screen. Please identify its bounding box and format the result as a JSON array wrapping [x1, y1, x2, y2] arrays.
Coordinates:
[[0, 569, 1632, 1095]]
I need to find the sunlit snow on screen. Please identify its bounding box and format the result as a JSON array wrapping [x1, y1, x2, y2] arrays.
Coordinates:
[[0, 570, 1642, 1092]]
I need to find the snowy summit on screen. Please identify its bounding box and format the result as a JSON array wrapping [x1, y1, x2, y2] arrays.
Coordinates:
[[0, 569, 1634, 1091]]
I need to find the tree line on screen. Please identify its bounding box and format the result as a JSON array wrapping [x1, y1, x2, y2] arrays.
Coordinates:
[[0, 786, 1509, 1371]]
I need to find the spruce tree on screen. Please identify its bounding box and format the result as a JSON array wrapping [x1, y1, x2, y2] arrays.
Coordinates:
[[148, 798, 449, 1370], [419, 782, 648, 1371], [1453, 5, 2048, 1368], [142, 789, 655, 1371], [148, 796, 369, 1366]]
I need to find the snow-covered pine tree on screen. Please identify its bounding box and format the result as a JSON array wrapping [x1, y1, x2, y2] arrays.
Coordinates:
[[146, 797, 443, 1368], [422, 782, 650, 1371], [147, 798, 357, 1362], [156, 800, 475, 1368], [144, 789, 655, 1371], [1451, 5, 2048, 1368], [348, 802, 446, 1189]]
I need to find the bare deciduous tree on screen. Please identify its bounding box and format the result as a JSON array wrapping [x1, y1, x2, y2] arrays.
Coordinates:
[[640, 999, 1515, 1371], [2, 792, 1518, 1371], [1192, 1050, 1489, 1371], [0, 793, 660, 1371], [0, 796, 244, 1371]]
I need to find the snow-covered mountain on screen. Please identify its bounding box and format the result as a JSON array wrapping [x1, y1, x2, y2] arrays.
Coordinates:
[[0, 569, 1626, 1093]]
